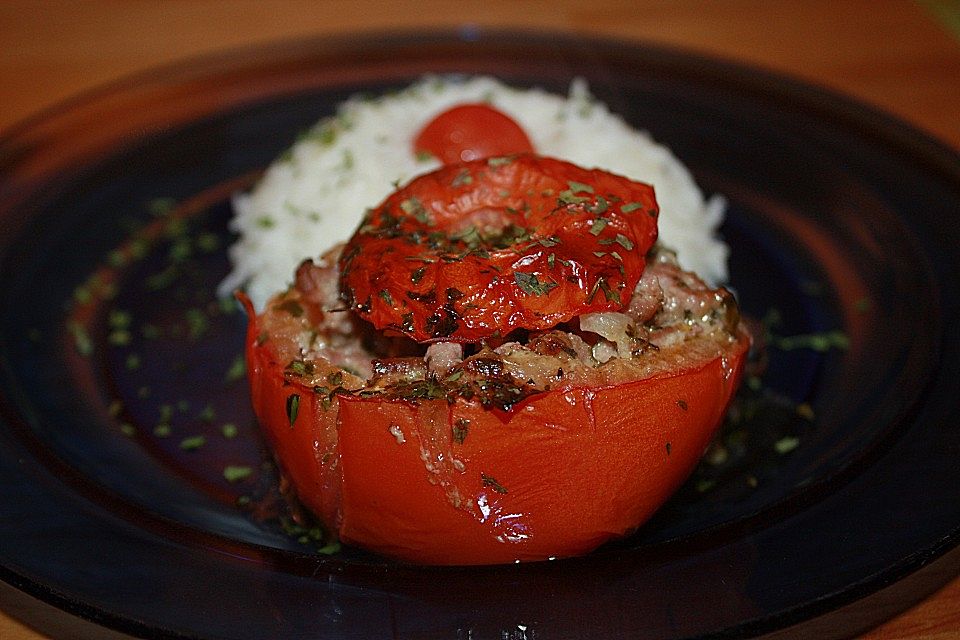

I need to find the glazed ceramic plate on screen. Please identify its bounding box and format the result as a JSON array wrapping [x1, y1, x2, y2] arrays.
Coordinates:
[[1, 31, 959, 639]]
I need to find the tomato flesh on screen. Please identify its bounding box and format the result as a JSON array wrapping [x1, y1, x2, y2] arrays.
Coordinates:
[[335, 353, 746, 564], [414, 103, 534, 164]]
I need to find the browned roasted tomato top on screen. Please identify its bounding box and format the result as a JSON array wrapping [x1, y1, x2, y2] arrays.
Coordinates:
[[337, 154, 659, 343]]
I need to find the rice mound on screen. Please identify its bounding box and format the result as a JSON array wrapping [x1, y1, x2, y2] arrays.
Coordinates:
[[220, 75, 729, 309]]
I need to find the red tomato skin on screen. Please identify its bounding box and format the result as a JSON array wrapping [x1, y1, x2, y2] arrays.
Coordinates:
[[338, 155, 659, 343], [243, 292, 749, 564], [242, 292, 341, 527], [414, 103, 534, 164], [335, 341, 747, 564]]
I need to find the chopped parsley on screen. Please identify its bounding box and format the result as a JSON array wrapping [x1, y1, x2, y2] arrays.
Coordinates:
[[400, 197, 431, 224], [589, 217, 609, 236], [286, 359, 315, 377], [772, 330, 850, 352], [451, 169, 473, 187], [487, 156, 514, 167], [481, 473, 508, 494], [378, 289, 395, 306], [514, 271, 557, 296], [179, 435, 206, 451], [68, 321, 93, 356], [558, 189, 591, 206], [223, 465, 254, 483], [452, 418, 469, 444], [587, 195, 609, 215], [225, 355, 246, 383], [286, 393, 301, 427], [198, 404, 216, 423], [774, 436, 800, 454], [566, 180, 594, 194]]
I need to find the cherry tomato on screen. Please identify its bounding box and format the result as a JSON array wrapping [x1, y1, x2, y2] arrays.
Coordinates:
[[338, 155, 659, 343], [243, 292, 750, 565], [414, 103, 534, 164]]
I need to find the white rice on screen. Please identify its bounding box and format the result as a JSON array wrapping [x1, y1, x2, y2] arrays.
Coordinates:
[[220, 75, 729, 309]]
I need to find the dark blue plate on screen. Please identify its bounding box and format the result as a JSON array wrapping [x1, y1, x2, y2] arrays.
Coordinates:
[[1, 31, 959, 639]]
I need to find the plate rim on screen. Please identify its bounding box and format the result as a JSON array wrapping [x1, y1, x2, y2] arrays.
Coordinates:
[[1, 27, 959, 640]]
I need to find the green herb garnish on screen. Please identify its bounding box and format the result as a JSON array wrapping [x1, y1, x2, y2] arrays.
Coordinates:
[[286, 393, 301, 427], [179, 435, 206, 451], [452, 418, 469, 444], [481, 473, 508, 494], [223, 465, 254, 483], [589, 217, 609, 236], [514, 272, 557, 296]]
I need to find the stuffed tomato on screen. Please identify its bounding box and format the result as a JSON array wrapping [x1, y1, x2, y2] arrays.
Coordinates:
[[243, 155, 750, 565]]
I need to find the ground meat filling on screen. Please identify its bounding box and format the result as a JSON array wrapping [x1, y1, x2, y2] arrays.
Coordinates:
[[259, 243, 743, 411]]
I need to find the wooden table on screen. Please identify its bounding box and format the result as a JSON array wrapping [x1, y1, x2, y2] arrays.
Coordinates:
[[1, 2, 958, 638]]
